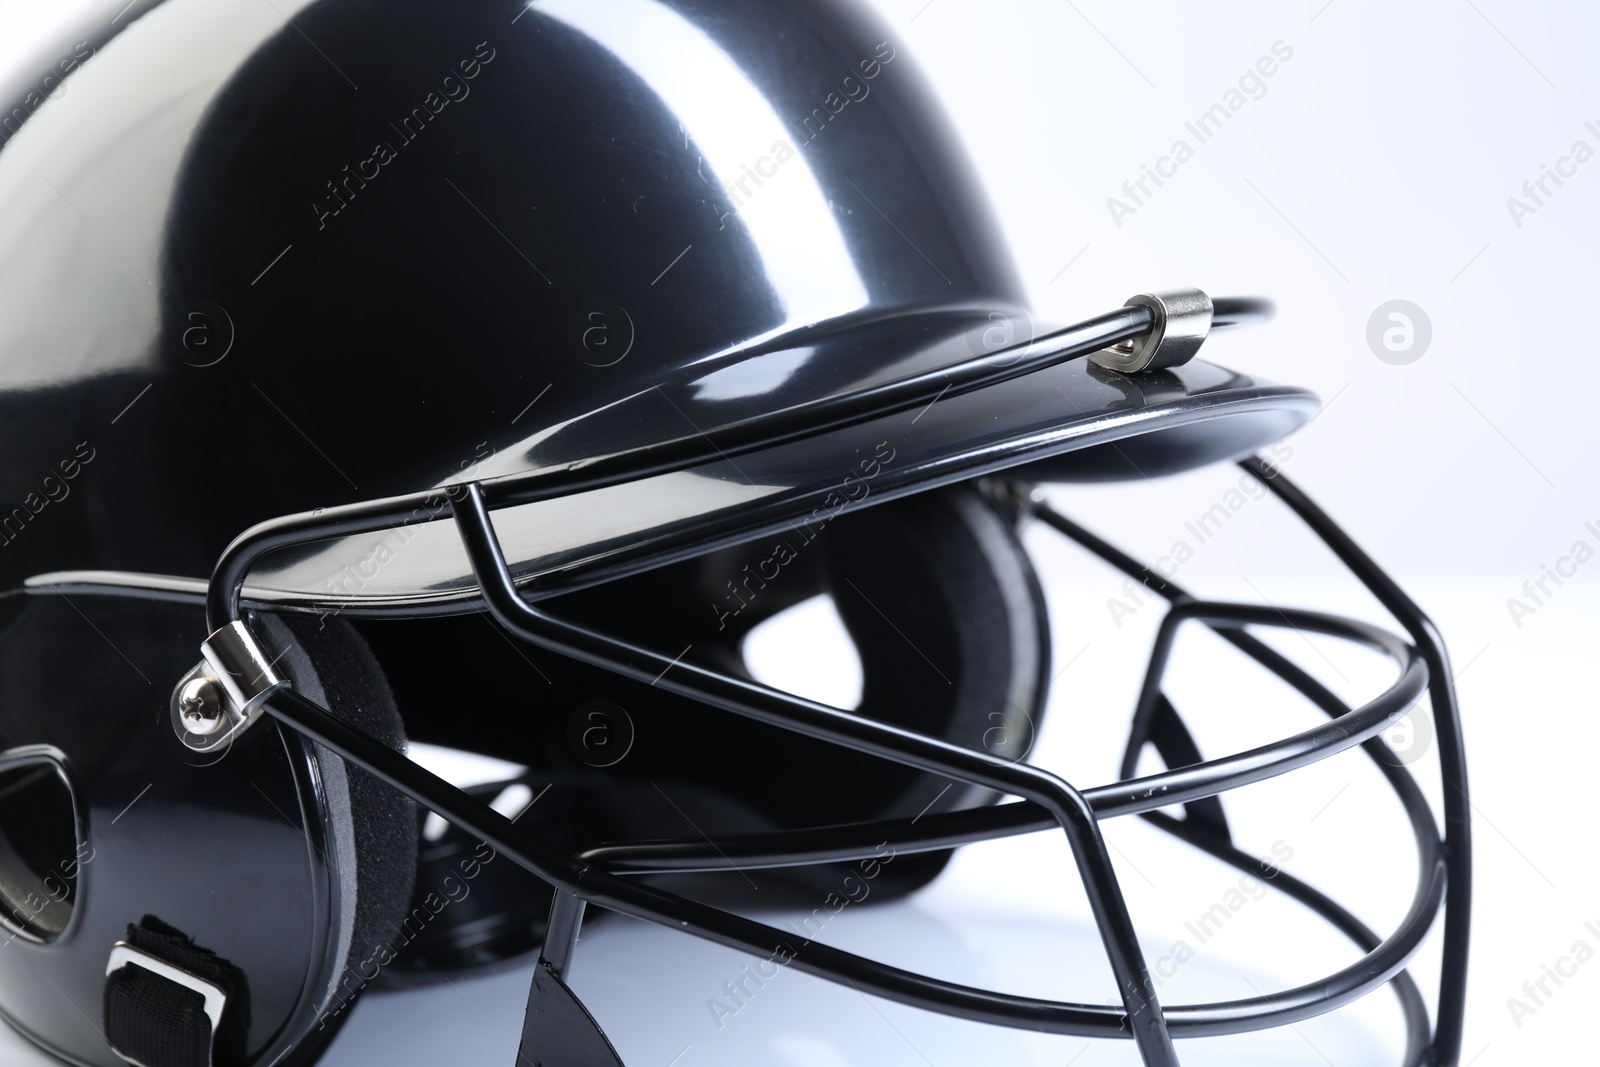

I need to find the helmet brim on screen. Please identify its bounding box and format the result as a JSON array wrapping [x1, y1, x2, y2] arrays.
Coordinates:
[[250, 355, 1311, 614], [31, 311, 1315, 615]]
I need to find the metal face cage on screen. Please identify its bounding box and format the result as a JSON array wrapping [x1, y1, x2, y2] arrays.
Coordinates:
[[21, 296, 1469, 1067]]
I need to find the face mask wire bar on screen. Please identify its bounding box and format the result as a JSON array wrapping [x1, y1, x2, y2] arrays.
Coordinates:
[[20, 297, 1464, 1066], [240, 453, 1464, 1066], [199, 295, 1271, 634]]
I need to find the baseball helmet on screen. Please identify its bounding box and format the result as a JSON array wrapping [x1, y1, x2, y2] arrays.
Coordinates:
[[0, 0, 1468, 1064]]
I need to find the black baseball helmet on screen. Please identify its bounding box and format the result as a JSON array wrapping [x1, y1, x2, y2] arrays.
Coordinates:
[[0, 1, 1468, 1065]]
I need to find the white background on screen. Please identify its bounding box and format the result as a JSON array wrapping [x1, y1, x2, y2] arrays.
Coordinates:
[[2, 1, 1597, 1064]]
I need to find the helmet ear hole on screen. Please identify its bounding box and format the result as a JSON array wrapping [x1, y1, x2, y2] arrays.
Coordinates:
[[256, 616, 418, 1056], [0, 755, 79, 942]]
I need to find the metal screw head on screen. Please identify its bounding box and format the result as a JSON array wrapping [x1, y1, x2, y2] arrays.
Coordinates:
[[177, 677, 226, 736]]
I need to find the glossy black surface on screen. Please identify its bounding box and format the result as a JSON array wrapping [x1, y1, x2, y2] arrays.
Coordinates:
[[0, 0, 1016, 590], [0, 0, 1312, 604], [231, 356, 1315, 613], [0, 1, 1422, 1065], [517, 961, 625, 1067], [0, 597, 337, 1067]]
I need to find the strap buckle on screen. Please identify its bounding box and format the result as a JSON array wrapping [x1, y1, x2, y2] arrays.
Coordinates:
[[105, 942, 227, 1067]]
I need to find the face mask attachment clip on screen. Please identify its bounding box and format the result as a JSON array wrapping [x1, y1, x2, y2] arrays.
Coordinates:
[[1090, 288, 1214, 374], [170, 620, 288, 753]]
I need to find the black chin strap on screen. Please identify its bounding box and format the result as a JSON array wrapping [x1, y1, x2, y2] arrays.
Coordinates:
[[103, 916, 246, 1067]]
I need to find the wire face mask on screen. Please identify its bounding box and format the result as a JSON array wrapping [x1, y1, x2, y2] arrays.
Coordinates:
[[0, 1, 1468, 1065]]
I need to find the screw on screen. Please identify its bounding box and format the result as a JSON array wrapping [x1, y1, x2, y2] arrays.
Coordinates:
[[178, 677, 226, 736]]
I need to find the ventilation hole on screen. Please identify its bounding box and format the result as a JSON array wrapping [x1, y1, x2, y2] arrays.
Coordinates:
[[0, 760, 79, 941], [740, 594, 864, 710]]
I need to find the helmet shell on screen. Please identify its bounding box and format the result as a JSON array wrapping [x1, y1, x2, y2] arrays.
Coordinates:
[[0, 0, 1021, 590]]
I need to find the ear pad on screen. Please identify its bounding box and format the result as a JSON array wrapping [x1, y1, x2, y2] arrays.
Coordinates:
[[256, 615, 418, 1061], [823, 484, 1048, 784], [804, 485, 1049, 892], [0, 595, 420, 1067], [369, 483, 1048, 904]]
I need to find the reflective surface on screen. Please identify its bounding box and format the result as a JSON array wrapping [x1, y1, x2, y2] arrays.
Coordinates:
[[0, 1, 1490, 1063], [0, 0, 1015, 592], [0, 598, 339, 1067], [245, 355, 1314, 612], [0, 0, 1312, 605]]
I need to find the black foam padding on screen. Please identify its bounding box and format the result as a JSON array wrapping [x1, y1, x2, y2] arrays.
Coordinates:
[[811, 485, 1050, 893], [827, 486, 1046, 771], [277, 617, 417, 1062]]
